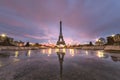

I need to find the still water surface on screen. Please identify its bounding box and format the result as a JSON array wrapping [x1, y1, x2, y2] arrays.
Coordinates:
[[0, 49, 120, 80]]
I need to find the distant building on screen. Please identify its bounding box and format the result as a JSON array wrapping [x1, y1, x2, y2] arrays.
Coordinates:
[[113, 34, 120, 45], [0, 34, 14, 46], [106, 34, 120, 45], [107, 36, 114, 45], [0, 35, 6, 43], [95, 38, 106, 46], [0, 34, 24, 46], [19, 41, 25, 47], [12, 41, 24, 47]]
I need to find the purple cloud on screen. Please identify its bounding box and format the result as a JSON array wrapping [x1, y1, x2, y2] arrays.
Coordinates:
[[0, 0, 120, 44]]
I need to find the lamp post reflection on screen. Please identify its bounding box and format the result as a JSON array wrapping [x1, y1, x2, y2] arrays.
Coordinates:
[[96, 51, 109, 59], [56, 49, 65, 80], [85, 50, 88, 55], [42, 49, 46, 54], [28, 50, 31, 57], [15, 51, 19, 58], [48, 48, 52, 56], [14, 51, 20, 62], [97, 51, 104, 58], [26, 50, 31, 57], [69, 49, 75, 57]]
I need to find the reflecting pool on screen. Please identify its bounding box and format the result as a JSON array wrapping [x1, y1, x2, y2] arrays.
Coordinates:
[[0, 49, 120, 80]]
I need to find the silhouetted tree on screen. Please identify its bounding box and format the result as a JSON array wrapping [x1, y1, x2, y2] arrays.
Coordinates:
[[89, 41, 93, 46], [25, 42, 30, 47], [107, 37, 114, 45], [34, 43, 39, 46], [4, 38, 13, 46]]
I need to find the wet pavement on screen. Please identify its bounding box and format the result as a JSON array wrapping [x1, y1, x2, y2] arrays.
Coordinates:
[[0, 49, 120, 80]]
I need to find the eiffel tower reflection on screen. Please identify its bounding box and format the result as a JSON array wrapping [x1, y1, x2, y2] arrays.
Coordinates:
[[56, 49, 65, 80]]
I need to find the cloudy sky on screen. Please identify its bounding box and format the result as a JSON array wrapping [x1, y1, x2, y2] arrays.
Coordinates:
[[0, 0, 120, 44]]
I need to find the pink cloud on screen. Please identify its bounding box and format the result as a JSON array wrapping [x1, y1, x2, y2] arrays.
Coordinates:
[[25, 34, 49, 40], [1, 0, 120, 43]]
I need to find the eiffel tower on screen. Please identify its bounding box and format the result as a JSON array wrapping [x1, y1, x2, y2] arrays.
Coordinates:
[[56, 21, 66, 47]]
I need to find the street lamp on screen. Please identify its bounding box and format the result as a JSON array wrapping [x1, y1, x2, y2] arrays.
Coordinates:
[[96, 38, 99, 42], [111, 34, 115, 37], [1, 34, 6, 37]]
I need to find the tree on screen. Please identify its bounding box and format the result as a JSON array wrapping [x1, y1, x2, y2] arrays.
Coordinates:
[[34, 43, 39, 46], [25, 42, 30, 47], [89, 41, 93, 46]]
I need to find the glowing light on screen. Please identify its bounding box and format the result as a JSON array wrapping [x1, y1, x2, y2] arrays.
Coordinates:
[[96, 38, 99, 41], [98, 40, 101, 42], [28, 50, 31, 57], [15, 51, 19, 58], [69, 49, 75, 56], [57, 44, 65, 48], [85, 50, 88, 55], [62, 48, 66, 53], [55, 48, 66, 53], [97, 51, 104, 58], [19, 43, 23, 47], [48, 48, 52, 54], [112, 34, 115, 37], [55, 48, 59, 53], [42, 49, 45, 54], [1, 34, 6, 37], [48, 48, 52, 56]]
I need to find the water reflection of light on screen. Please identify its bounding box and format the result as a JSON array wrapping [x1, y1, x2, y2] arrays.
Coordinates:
[[55, 48, 66, 53], [57, 44, 65, 48], [85, 51, 88, 55], [28, 50, 31, 57], [48, 48, 52, 56], [62, 48, 66, 53], [42, 49, 46, 54], [69, 49, 75, 56], [97, 51, 104, 58], [15, 51, 19, 58], [55, 48, 59, 53], [13, 58, 20, 62]]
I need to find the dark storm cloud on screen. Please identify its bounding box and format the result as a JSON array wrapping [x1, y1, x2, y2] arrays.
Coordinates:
[[0, 0, 120, 44]]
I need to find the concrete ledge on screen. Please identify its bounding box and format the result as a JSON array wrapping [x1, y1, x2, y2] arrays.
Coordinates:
[[80, 46, 105, 50], [76, 45, 120, 51], [0, 46, 120, 51], [104, 46, 120, 51], [0, 46, 40, 51]]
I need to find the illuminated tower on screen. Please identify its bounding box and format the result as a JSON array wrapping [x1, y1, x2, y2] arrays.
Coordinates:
[[56, 21, 66, 47]]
